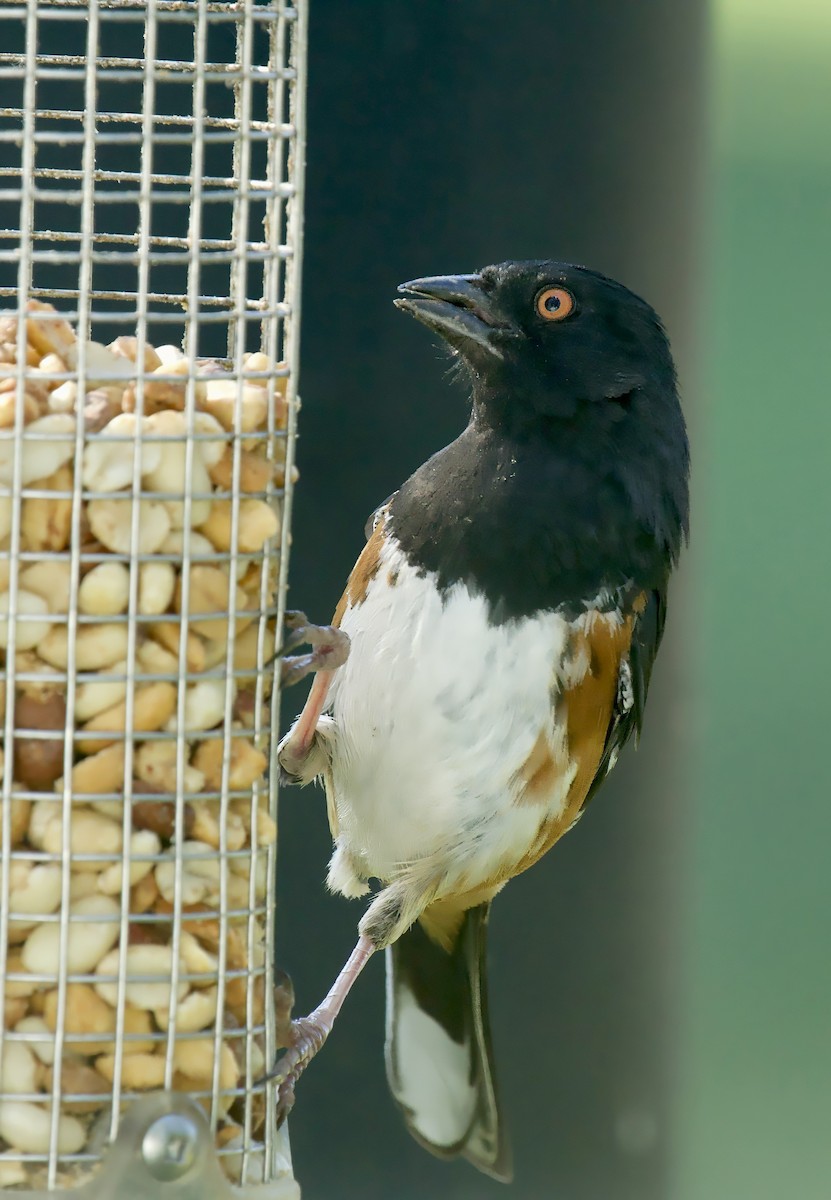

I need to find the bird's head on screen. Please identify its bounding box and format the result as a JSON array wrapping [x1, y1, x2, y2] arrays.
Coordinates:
[[395, 259, 689, 553], [395, 259, 679, 434]]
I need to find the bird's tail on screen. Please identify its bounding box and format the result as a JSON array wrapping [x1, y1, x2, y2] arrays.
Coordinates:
[[384, 901, 512, 1182]]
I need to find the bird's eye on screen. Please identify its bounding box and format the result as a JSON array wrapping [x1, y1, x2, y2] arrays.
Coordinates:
[[535, 286, 575, 322]]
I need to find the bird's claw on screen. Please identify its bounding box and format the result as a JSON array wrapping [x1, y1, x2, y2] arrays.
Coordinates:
[[273, 970, 296, 1047], [277, 610, 350, 689], [264, 974, 332, 1128], [274, 1076, 296, 1128]]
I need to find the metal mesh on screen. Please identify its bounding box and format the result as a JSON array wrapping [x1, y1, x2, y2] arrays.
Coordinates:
[[0, 0, 305, 1191]]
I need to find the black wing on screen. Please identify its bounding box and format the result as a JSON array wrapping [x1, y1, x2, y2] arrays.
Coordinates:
[[364, 493, 397, 541], [584, 587, 668, 806]]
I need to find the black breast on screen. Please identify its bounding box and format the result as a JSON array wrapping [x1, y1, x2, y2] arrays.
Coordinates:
[[389, 421, 681, 622]]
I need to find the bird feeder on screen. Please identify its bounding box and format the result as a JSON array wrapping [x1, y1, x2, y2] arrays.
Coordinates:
[[0, 1, 304, 1195]]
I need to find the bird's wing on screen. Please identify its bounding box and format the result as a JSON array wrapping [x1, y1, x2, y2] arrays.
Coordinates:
[[278, 507, 396, 802], [331, 510, 391, 628], [363, 493, 397, 541], [582, 586, 667, 807], [319, 506, 396, 838], [511, 588, 667, 873]]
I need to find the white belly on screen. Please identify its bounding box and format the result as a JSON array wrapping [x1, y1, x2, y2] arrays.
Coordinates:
[[325, 536, 574, 887]]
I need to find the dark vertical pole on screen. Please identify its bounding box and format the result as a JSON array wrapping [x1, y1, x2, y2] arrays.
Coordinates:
[[281, 2, 708, 1197]]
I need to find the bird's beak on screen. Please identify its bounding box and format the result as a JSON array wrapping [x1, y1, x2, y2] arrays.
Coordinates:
[[394, 274, 511, 359]]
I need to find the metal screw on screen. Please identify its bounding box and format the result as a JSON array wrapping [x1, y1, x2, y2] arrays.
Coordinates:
[[141, 1113, 200, 1182]]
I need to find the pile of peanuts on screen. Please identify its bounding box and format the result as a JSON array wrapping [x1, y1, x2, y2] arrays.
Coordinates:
[[0, 302, 290, 1187]]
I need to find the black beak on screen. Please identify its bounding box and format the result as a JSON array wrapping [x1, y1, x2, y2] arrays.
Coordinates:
[[394, 274, 512, 358]]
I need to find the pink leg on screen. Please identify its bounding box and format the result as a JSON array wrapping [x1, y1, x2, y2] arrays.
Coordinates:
[[277, 669, 335, 781], [268, 935, 376, 1122], [278, 611, 350, 780], [291, 669, 335, 756]]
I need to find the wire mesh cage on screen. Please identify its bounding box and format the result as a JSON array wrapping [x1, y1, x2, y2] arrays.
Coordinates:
[[0, 1, 305, 1194]]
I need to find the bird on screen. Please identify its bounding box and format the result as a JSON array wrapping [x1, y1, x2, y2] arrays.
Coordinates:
[[271, 259, 690, 1181]]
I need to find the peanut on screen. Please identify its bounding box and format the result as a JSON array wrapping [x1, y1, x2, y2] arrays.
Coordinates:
[[20, 463, 73, 553], [77, 561, 130, 616]]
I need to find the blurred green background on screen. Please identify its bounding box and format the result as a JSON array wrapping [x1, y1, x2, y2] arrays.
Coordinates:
[[676, 2, 831, 1197]]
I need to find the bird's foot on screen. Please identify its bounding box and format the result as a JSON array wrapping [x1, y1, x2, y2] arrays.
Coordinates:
[[271, 1012, 335, 1127], [277, 611, 346, 785], [270, 970, 329, 1126], [278, 610, 350, 689], [264, 937, 376, 1125]]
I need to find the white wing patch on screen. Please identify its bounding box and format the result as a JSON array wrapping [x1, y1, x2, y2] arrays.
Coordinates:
[[616, 657, 634, 713]]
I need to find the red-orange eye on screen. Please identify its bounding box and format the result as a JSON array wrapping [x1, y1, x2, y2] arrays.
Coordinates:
[[535, 286, 575, 321]]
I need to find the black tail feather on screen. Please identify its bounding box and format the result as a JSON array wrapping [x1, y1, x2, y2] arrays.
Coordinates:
[[385, 902, 512, 1182]]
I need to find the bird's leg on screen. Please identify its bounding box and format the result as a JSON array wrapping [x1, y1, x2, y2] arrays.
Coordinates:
[[277, 611, 349, 782], [267, 935, 376, 1125], [266, 879, 436, 1120]]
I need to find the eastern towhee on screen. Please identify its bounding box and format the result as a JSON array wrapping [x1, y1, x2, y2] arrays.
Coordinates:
[[271, 260, 689, 1181]]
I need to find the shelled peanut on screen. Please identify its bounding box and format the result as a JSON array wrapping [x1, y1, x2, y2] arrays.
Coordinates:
[[0, 303, 289, 1180]]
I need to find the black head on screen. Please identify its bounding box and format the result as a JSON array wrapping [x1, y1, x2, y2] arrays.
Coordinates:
[[396, 259, 677, 421], [395, 259, 689, 558]]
